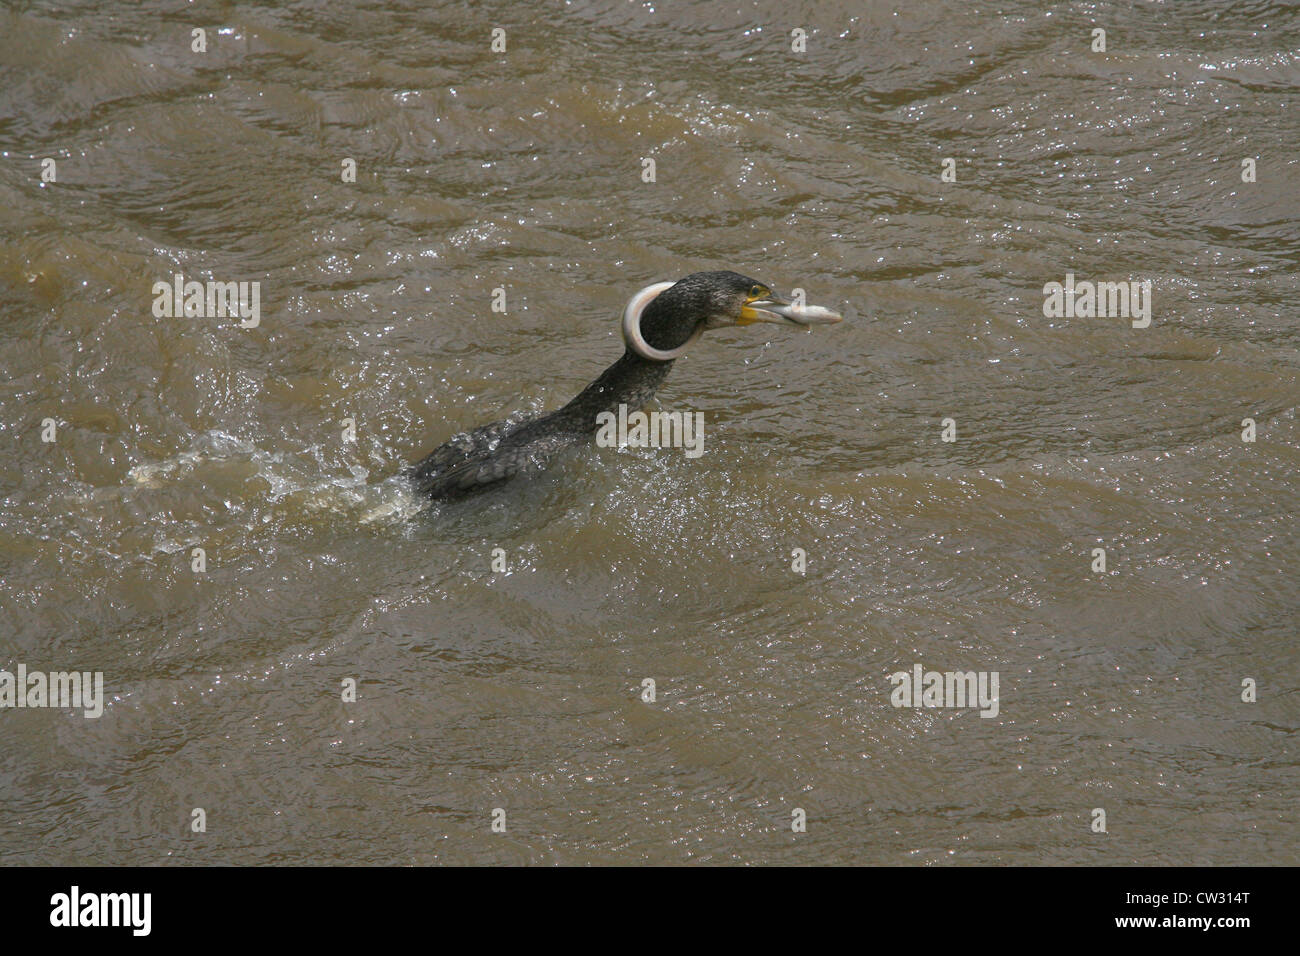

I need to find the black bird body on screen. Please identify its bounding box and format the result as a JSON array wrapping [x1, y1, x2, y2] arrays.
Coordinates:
[[408, 351, 672, 498], [408, 271, 840, 500]]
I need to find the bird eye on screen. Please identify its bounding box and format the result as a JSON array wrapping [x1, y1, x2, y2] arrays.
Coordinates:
[[749, 285, 767, 299]]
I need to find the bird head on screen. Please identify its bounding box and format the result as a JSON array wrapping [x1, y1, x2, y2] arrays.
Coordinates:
[[624, 270, 842, 361]]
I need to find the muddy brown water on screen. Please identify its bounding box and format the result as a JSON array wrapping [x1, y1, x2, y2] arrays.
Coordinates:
[[1, 0, 1297, 864]]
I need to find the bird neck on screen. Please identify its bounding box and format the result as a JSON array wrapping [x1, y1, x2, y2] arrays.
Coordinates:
[[559, 350, 675, 429], [555, 304, 702, 434], [639, 299, 704, 351]]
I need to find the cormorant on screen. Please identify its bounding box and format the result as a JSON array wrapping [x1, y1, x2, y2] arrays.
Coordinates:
[[409, 270, 842, 499]]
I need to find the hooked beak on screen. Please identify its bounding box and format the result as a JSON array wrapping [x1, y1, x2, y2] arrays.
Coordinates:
[[739, 293, 843, 326]]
